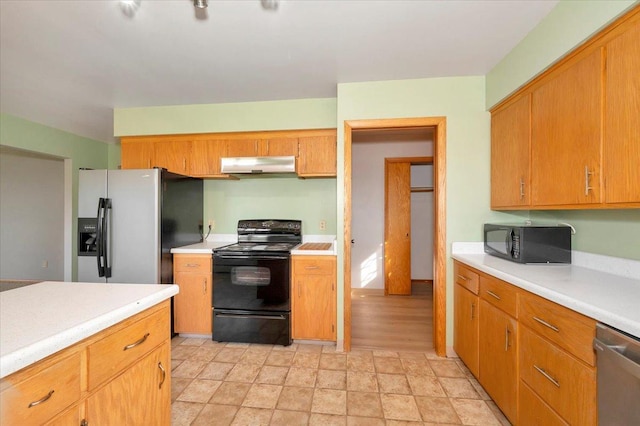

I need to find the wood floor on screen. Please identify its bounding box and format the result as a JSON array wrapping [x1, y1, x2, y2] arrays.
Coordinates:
[[351, 281, 434, 353]]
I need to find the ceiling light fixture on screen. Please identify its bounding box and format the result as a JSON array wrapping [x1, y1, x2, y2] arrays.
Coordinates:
[[194, 0, 208, 9]]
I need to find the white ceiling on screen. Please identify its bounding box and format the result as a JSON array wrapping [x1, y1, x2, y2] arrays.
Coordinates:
[[0, 0, 558, 144]]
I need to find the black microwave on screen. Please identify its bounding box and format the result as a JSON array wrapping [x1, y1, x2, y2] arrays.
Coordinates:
[[483, 224, 572, 264]]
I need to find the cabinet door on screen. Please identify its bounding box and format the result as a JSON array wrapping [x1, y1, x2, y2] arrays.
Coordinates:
[[479, 300, 517, 423], [531, 49, 602, 206], [293, 274, 335, 340], [298, 136, 336, 177], [262, 137, 298, 157], [154, 140, 191, 175], [453, 283, 479, 377], [604, 22, 640, 204], [191, 139, 227, 176], [121, 140, 154, 169], [87, 341, 170, 426], [227, 139, 260, 157], [174, 271, 212, 334], [491, 94, 531, 208]]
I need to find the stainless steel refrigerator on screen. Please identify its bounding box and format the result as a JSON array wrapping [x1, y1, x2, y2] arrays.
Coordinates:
[[78, 168, 203, 283]]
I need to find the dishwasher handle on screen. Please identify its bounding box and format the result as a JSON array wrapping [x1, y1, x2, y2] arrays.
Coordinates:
[[594, 337, 640, 379]]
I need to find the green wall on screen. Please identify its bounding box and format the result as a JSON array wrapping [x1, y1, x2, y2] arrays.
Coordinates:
[[0, 113, 110, 280], [486, 0, 637, 108], [114, 97, 340, 235]]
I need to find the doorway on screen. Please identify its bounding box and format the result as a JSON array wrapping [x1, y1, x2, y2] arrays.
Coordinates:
[[343, 117, 447, 356]]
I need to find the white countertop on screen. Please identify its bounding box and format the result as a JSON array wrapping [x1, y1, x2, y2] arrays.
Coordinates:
[[0, 281, 178, 379], [451, 243, 640, 338]]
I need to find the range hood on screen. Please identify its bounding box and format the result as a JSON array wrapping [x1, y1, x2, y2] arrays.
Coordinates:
[[221, 156, 296, 175]]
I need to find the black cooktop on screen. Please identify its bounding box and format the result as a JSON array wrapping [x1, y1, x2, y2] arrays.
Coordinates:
[[215, 242, 299, 253]]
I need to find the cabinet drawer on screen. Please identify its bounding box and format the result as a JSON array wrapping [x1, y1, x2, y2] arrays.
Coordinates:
[[519, 326, 596, 425], [454, 261, 479, 294], [88, 304, 169, 390], [518, 381, 568, 426], [519, 292, 596, 365], [293, 257, 335, 275], [174, 255, 212, 273], [479, 275, 517, 317], [0, 352, 81, 425]]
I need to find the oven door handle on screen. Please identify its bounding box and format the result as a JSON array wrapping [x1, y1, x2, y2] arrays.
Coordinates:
[[214, 255, 289, 261], [215, 313, 287, 320]]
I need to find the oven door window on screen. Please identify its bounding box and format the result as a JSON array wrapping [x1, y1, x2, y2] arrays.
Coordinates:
[[231, 267, 270, 286]]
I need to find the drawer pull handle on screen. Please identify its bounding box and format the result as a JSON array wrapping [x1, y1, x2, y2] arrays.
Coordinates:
[[123, 333, 150, 351], [185, 263, 200, 267], [505, 327, 510, 352], [158, 362, 166, 389], [457, 274, 470, 281], [28, 390, 54, 408], [486, 290, 501, 300], [203, 278, 207, 294], [305, 266, 320, 270], [533, 316, 560, 332], [534, 365, 560, 387]]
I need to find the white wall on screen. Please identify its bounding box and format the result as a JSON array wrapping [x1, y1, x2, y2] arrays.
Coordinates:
[[0, 148, 65, 281], [351, 130, 433, 289]]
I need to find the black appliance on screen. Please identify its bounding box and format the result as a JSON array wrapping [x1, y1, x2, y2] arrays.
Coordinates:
[[213, 219, 302, 346], [484, 223, 571, 264]]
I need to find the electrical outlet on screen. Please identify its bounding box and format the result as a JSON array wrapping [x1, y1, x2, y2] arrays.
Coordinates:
[[208, 219, 215, 230], [42, 260, 48, 268], [319, 220, 326, 231]]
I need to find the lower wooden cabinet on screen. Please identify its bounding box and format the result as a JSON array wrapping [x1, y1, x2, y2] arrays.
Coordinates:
[[291, 255, 336, 340], [0, 301, 171, 426], [173, 254, 213, 334], [453, 260, 597, 425]]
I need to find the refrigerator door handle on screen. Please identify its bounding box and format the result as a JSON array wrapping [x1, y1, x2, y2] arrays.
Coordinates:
[[96, 198, 106, 277], [104, 198, 112, 278]]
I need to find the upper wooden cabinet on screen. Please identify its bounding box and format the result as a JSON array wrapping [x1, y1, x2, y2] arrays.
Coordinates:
[[298, 135, 337, 177], [490, 8, 640, 210], [604, 21, 640, 204], [120, 129, 336, 178], [491, 94, 531, 208]]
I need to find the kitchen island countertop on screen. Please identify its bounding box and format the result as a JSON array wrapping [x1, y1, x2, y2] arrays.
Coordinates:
[[452, 243, 640, 338], [0, 281, 178, 378]]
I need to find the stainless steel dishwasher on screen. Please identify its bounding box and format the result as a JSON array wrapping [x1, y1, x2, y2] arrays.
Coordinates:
[[593, 323, 640, 425]]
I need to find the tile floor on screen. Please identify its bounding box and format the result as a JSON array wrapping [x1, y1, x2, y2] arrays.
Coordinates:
[[171, 337, 511, 425]]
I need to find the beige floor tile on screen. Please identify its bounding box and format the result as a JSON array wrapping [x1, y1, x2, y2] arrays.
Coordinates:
[[469, 377, 492, 400], [215, 347, 247, 363], [297, 343, 325, 353], [231, 407, 273, 426], [226, 342, 251, 348], [265, 350, 296, 366], [285, 367, 318, 387], [346, 371, 378, 392], [239, 350, 269, 365], [346, 354, 375, 372], [189, 346, 223, 362], [449, 399, 501, 425], [347, 415, 386, 426], [439, 377, 480, 399], [348, 350, 374, 359], [293, 351, 321, 368], [272, 343, 298, 352], [171, 359, 184, 372], [322, 344, 339, 353], [430, 359, 466, 378], [225, 363, 262, 383], [247, 343, 274, 352], [172, 360, 207, 379], [172, 377, 192, 402], [377, 373, 411, 394], [401, 358, 434, 376], [256, 365, 289, 385], [177, 379, 222, 403], [200, 339, 227, 348], [209, 381, 251, 405], [407, 375, 446, 397], [398, 352, 427, 360], [171, 401, 205, 426], [316, 369, 347, 390], [181, 337, 207, 346], [197, 361, 234, 380], [277, 386, 315, 411], [320, 353, 348, 370], [379, 394, 421, 421], [172, 345, 199, 360], [311, 388, 347, 415], [270, 409, 310, 425], [386, 421, 425, 426], [373, 350, 399, 358], [242, 383, 283, 409], [374, 357, 404, 374], [309, 413, 347, 426], [414, 396, 462, 424], [486, 400, 512, 426], [455, 359, 474, 378], [172, 336, 187, 347], [346, 391, 383, 417], [191, 403, 238, 426]]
